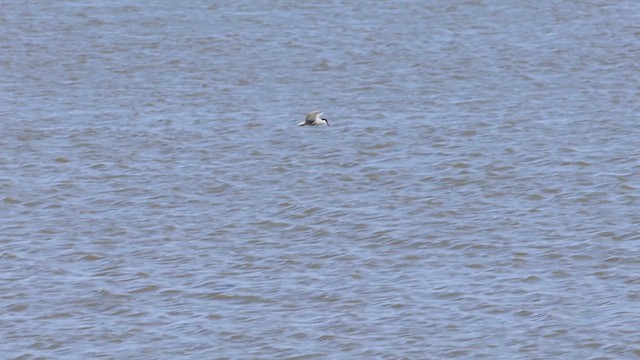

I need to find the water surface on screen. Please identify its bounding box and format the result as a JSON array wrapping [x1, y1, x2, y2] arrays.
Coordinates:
[[1, 1, 639, 358]]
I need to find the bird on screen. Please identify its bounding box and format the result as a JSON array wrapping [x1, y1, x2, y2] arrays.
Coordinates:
[[298, 110, 329, 126]]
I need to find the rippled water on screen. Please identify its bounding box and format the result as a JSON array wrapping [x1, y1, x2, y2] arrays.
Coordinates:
[[2, 1, 639, 358]]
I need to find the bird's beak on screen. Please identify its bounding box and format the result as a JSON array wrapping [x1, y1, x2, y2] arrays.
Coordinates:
[[323, 118, 330, 126]]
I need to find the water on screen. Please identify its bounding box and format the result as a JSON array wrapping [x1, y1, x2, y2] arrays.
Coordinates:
[[2, 1, 639, 358]]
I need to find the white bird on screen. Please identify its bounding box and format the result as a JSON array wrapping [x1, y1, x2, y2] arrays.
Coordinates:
[[298, 110, 329, 126]]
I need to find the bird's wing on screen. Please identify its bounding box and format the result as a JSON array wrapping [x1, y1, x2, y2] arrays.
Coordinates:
[[306, 111, 321, 121]]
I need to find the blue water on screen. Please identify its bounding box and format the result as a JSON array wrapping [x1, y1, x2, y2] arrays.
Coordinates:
[[1, 1, 639, 358]]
